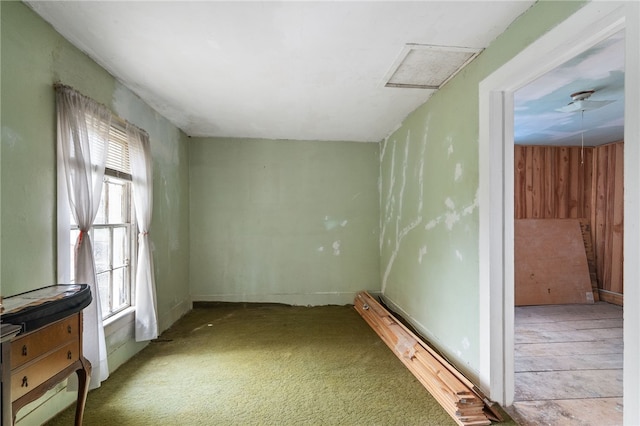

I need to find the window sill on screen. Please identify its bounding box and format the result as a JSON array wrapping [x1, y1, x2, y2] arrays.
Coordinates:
[[103, 306, 135, 336]]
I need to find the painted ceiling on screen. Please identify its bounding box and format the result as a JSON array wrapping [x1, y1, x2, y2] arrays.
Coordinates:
[[27, 1, 623, 146], [26, 1, 535, 142], [514, 30, 625, 147]]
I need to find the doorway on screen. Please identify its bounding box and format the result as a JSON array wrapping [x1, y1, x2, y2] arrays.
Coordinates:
[[508, 29, 625, 424], [478, 1, 640, 424]]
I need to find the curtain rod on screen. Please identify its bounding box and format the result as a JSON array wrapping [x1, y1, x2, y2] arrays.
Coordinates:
[[54, 82, 150, 139]]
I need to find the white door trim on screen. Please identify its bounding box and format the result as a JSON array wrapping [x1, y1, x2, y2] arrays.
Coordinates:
[[478, 3, 639, 424]]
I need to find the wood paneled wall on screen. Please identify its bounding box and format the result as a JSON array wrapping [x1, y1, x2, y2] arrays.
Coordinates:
[[514, 145, 593, 219], [514, 142, 624, 301], [592, 142, 624, 296]]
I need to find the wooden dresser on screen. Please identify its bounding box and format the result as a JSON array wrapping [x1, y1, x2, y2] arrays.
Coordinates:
[[0, 285, 92, 425]]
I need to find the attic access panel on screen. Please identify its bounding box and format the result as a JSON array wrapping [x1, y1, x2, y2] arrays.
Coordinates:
[[384, 44, 481, 89]]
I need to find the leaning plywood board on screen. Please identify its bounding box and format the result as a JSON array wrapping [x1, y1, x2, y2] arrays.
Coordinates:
[[354, 292, 499, 426], [515, 219, 593, 306]]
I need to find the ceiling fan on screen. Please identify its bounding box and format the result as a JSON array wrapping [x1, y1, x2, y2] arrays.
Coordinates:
[[556, 89, 615, 165], [556, 89, 613, 113]]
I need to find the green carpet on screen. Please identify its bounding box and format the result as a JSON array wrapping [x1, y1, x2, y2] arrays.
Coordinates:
[[46, 303, 516, 425]]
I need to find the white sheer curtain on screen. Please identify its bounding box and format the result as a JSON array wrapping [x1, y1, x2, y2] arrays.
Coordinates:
[[126, 123, 158, 341], [56, 85, 110, 387]]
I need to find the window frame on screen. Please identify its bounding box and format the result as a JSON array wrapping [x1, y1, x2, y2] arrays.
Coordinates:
[[57, 119, 137, 321]]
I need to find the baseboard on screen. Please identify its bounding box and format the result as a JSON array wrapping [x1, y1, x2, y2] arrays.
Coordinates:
[[159, 298, 192, 333], [14, 383, 75, 425], [598, 289, 623, 306], [191, 291, 376, 306]]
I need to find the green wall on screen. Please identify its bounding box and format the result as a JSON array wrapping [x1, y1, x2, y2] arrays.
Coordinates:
[[189, 138, 379, 305], [1, 0, 594, 421], [1, 0, 190, 383], [379, 0, 585, 379], [111, 82, 191, 330]]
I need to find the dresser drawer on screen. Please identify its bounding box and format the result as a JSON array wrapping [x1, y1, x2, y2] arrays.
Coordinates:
[[11, 339, 80, 402], [10, 314, 79, 370]]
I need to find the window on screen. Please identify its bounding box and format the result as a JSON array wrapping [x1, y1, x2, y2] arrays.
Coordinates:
[[57, 84, 157, 384], [70, 175, 135, 318], [66, 122, 137, 320]]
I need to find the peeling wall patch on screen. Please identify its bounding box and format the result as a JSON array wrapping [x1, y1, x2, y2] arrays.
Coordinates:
[[332, 240, 341, 256], [317, 246, 325, 252], [381, 130, 426, 291], [445, 210, 461, 230], [454, 163, 463, 181], [461, 337, 470, 350], [324, 216, 347, 231], [2, 126, 22, 149], [444, 197, 455, 210], [424, 189, 477, 232], [455, 250, 463, 261], [323, 216, 337, 230], [418, 245, 428, 263], [463, 189, 479, 216], [425, 219, 438, 230]]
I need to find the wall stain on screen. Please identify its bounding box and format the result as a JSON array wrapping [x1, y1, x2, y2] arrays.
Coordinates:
[[323, 216, 348, 231], [1, 126, 22, 149]]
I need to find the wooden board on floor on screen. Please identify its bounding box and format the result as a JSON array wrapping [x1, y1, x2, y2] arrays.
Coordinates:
[[514, 326, 624, 345], [514, 339, 623, 358], [515, 219, 593, 306], [515, 353, 623, 372], [353, 292, 496, 426], [509, 398, 623, 426], [515, 369, 623, 401]]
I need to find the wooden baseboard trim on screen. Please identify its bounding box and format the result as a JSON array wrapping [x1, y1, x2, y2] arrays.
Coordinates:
[[598, 290, 623, 306]]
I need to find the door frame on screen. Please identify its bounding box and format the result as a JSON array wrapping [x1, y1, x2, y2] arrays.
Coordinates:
[[478, 1, 640, 423]]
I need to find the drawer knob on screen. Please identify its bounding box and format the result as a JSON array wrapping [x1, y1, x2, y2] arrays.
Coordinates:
[[67, 350, 73, 360], [21, 376, 28, 388], [67, 325, 72, 334], [21, 345, 28, 356]]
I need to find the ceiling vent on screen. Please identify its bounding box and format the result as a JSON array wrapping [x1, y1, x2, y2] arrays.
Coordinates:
[[383, 44, 482, 89]]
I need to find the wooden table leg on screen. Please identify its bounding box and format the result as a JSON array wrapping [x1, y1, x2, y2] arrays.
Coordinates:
[[74, 357, 91, 426]]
